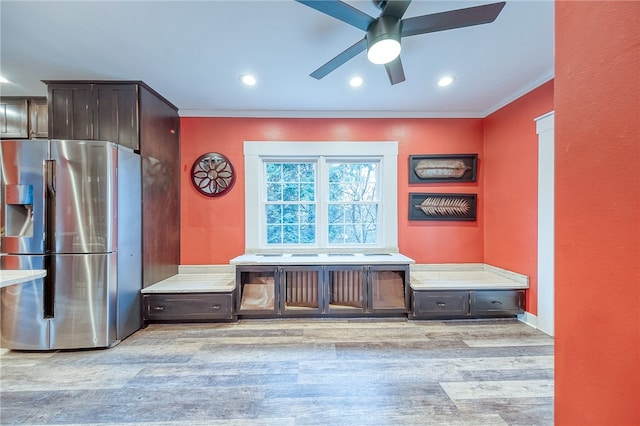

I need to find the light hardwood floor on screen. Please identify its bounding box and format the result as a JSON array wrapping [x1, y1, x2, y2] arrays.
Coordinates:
[[0, 318, 553, 425]]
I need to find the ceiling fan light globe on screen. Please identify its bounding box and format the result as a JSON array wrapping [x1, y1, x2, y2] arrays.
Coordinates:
[[367, 39, 401, 64]]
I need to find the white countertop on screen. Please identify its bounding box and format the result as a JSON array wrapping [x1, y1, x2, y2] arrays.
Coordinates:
[[141, 273, 236, 294], [230, 252, 415, 266], [0, 270, 47, 289], [410, 263, 529, 290]]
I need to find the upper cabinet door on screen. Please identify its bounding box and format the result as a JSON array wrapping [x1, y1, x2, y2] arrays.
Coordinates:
[[48, 84, 93, 140], [0, 98, 29, 138], [28, 98, 48, 138], [93, 84, 139, 151]]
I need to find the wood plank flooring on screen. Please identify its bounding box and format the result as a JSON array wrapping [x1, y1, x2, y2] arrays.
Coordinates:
[[0, 318, 553, 425]]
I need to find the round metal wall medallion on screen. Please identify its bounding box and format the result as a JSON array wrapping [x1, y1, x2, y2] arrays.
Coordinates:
[[190, 152, 235, 197]]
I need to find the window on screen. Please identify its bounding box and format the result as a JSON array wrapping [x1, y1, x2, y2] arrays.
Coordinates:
[[327, 161, 378, 244], [265, 161, 316, 244], [245, 142, 398, 252]]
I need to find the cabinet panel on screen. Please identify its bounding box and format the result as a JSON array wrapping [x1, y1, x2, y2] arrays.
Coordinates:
[[0, 98, 28, 138], [93, 85, 139, 151], [28, 98, 48, 138], [413, 291, 469, 317], [326, 266, 365, 314], [143, 293, 233, 321], [48, 84, 92, 139], [236, 267, 278, 316], [470, 290, 524, 316], [369, 266, 409, 312], [282, 267, 322, 315]]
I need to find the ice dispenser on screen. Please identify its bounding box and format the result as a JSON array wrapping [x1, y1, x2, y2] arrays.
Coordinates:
[[5, 184, 34, 237]]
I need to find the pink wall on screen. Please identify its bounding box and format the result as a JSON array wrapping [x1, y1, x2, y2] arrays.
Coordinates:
[[555, 1, 640, 424], [180, 118, 485, 265], [484, 80, 555, 315]]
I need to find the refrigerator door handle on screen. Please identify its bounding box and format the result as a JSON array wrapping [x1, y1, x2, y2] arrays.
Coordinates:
[[45, 159, 56, 194], [43, 256, 54, 319], [44, 160, 56, 253]]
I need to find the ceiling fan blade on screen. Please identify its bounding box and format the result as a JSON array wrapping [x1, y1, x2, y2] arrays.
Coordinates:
[[385, 56, 406, 85], [401, 2, 506, 38], [295, 0, 375, 32], [310, 38, 368, 80], [382, 0, 412, 19]]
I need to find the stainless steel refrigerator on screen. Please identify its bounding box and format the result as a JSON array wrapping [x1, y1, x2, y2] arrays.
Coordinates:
[[0, 139, 141, 350]]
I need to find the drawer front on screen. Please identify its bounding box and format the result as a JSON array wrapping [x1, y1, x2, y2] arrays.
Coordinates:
[[470, 290, 524, 316], [144, 293, 234, 320], [412, 290, 469, 317]]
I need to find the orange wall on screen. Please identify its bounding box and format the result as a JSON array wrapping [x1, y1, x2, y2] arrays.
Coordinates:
[[483, 80, 554, 315], [180, 118, 484, 264], [555, 2, 640, 425]]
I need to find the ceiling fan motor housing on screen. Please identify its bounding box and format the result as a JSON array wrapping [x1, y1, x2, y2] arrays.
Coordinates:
[[367, 15, 402, 43], [366, 15, 402, 63]]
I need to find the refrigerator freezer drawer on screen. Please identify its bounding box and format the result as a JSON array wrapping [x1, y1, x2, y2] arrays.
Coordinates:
[[0, 255, 50, 350], [49, 253, 118, 349]]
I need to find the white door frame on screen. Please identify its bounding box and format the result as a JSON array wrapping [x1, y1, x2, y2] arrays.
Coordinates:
[[536, 111, 554, 336]]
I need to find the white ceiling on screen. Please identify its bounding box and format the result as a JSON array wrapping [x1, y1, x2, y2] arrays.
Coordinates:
[[0, 0, 554, 118]]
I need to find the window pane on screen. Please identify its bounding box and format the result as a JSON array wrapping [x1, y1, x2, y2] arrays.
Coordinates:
[[300, 225, 315, 243], [299, 204, 316, 223], [266, 163, 282, 182], [266, 183, 282, 201], [283, 225, 299, 244], [299, 163, 314, 182], [300, 183, 315, 201], [266, 204, 282, 224], [282, 204, 298, 224], [328, 162, 377, 202], [328, 204, 343, 223], [283, 183, 299, 201], [282, 163, 299, 182], [267, 225, 282, 244], [328, 224, 345, 243]]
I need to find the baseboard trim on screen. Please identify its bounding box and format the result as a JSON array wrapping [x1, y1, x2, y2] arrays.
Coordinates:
[[518, 311, 538, 329]]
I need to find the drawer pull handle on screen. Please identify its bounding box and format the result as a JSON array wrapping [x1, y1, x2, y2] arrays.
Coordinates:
[[153, 305, 165, 311], [211, 304, 222, 311], [491, 300, 503, 305], [436, 302, 446, 307]]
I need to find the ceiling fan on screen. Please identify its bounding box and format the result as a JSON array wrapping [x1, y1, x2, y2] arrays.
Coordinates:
[[296, 0, 506, 85]]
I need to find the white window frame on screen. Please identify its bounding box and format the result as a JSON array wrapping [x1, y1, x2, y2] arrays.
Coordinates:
[[244, 141, 398, 253]]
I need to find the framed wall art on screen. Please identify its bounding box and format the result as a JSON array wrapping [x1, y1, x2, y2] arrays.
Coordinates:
[[409, 193, 477, 221], [190, 152, 235, 197], [409, 154, 478, 183]]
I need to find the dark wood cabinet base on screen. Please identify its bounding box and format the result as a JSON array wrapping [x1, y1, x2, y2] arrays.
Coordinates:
[[410, 289, 525, 319]]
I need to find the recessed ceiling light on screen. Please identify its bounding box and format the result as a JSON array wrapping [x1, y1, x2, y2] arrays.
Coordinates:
[[350, 76, 363, 87], [240, 74, 256, 86], [438, 76, 455, 87], [0, 75, 9, 84]]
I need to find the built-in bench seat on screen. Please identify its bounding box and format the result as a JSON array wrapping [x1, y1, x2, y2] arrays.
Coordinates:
[[140, 263, 529, 323], [141, 265, 236, 324], [409, 263, 528, 319]]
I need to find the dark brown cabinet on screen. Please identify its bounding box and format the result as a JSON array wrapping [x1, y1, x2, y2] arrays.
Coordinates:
[[1, 97, 48, 139], [236, 264, 409, 318], [411, 289, 525, 319], [28, 97, 48, 138], [47, 82, 138, 150], [143, 293, 234, 321], [412, 290, 469, 318], [45, 80, 180, 289], [47, 84, 92, 140], [0, 98, 28, 138]]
